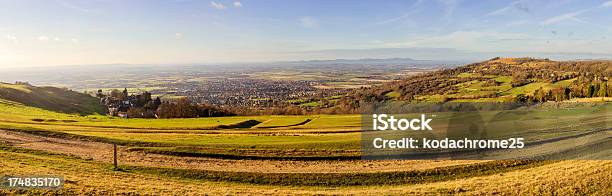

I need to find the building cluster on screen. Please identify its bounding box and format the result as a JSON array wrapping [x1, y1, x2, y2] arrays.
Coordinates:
[[160, 79, 332, 107], [98, 88, 161, 118]]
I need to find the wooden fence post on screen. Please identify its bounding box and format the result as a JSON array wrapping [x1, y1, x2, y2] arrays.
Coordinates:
[[113, 143, 118, 169]]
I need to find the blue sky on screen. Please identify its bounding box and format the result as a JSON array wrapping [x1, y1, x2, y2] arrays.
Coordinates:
[[1, 0, 612, 67]]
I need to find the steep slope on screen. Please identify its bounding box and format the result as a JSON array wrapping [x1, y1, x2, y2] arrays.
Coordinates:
[[0, 82, 104, 115]]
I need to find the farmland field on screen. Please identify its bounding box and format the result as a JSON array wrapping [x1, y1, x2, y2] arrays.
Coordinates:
[[2, 148, 609, 195], [0, 96, 610, 194]]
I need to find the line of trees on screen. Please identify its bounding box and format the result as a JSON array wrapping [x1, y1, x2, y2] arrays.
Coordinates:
[[524, 81, 611, 102], [155, 98, 235, 118]]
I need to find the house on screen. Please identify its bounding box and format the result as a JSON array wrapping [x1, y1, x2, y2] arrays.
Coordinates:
[[117, 112, 128, 118], [108, 107, 119, 116]]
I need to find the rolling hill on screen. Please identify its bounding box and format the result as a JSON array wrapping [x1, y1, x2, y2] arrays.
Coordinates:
[[389, 57, 612, 102], [0, 82, 104, 115], [319, 57, 612, 113]]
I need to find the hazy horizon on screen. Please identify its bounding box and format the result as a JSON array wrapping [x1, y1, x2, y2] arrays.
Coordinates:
[[2, 0, 612, 67]]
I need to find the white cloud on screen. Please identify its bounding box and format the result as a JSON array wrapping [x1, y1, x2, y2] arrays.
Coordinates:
[[379, 30, 612, 55], [541, 10, 587, 25], [5, 34, 18, 42], [506, 20, 529, 27], [369, 40, 384, 44], [382, 31, 531, 51], [71, 38, 79, 43], [300, 16, 318, 28], [58, 0, 99, 14], [487, 1, 529, 16], [373, 0, 422, 26], [233, 1, 242, 8], [210, 1, 226, 10], [375, 13, 413, 25], [487, 5, 513, 16], [54, 37, 61, 41], [602, 0, 612, 7], [175, 33, 183, 39], [439, 0, 459, 19], [38, 36, 49, 42]]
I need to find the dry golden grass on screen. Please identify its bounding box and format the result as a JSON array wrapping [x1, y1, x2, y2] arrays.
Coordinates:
[[1, 151, 609, 195], [0, 129, 484, 173], [340, 160, 612, 195], [566, 97, 612, 102]]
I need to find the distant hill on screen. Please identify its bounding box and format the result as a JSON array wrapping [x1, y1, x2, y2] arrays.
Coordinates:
[[0, 82, 104, 115], [376, 57, 611, 101], [280, 57, 465, 67], [316, 57, 612, 113]]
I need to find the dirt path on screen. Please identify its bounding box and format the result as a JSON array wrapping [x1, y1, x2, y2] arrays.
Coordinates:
[[0, 129, 484, 173]]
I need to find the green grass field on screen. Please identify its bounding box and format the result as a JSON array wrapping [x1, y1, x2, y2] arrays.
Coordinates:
[[1, 96, 609, 157], [0, 99, 359, 130], [0, 82, 610, 194], [413, 75, 582, 103]]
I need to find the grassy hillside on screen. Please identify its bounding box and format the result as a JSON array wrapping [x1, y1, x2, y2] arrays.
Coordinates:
[[0, 60, 610, 194], [0, 82, 104, 115], [1, 147, 609, 194], [1, 96, 608, 158], [410, 58, 611, 102], [318, 58, 612, 113]]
